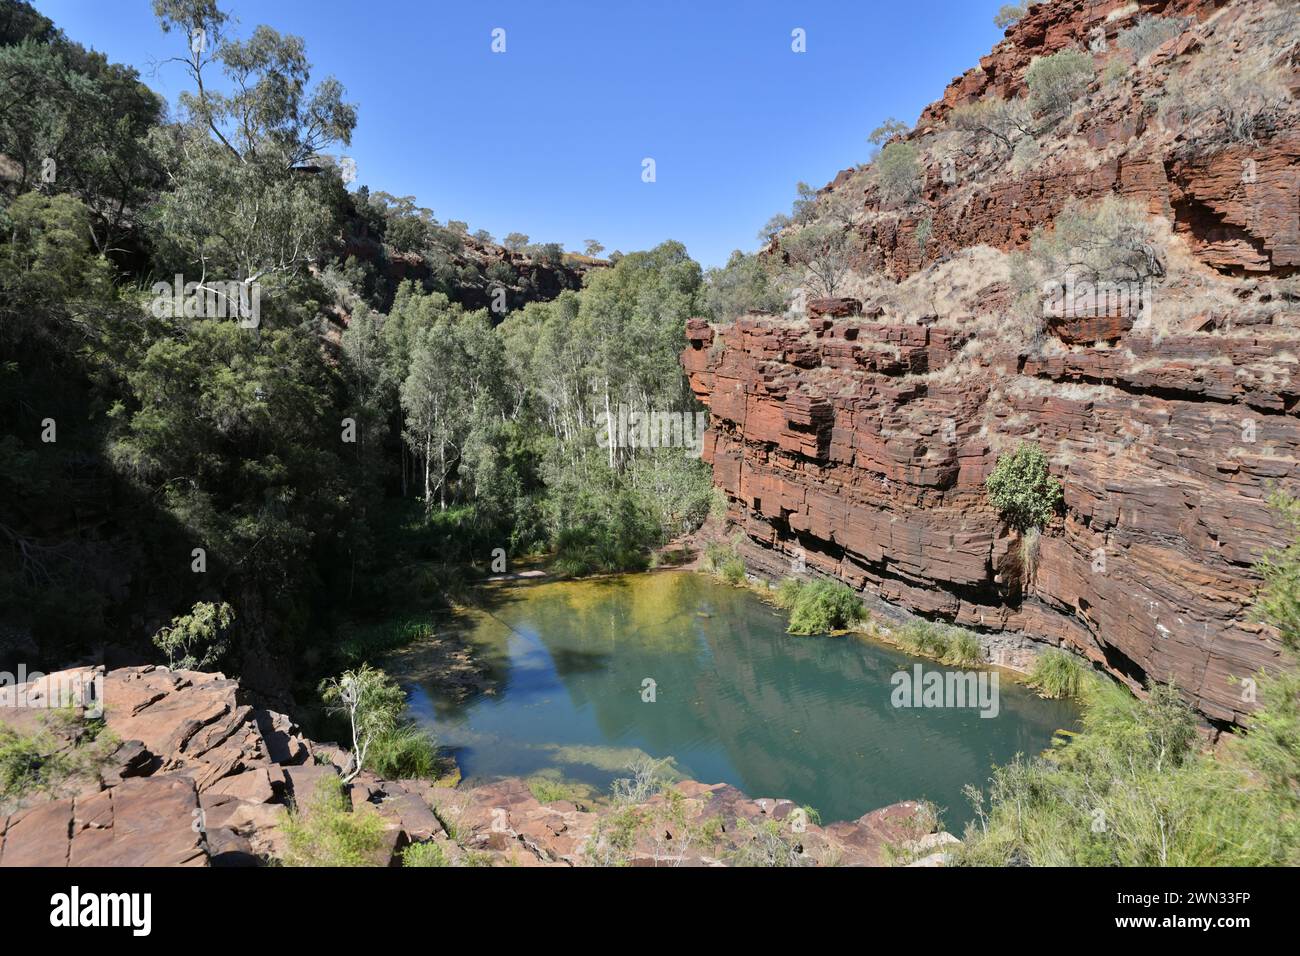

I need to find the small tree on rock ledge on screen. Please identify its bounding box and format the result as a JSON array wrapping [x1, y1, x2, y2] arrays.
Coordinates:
[[986, 443, 1064, 531]]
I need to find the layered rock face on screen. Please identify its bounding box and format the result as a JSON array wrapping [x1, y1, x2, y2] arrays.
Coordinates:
[[838, 0, 1300, 281], [685, 0, 1300, 725]]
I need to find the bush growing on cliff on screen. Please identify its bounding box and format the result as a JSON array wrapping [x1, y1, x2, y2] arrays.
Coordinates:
[[401, 841, 450, 867], [985, 444, 1063, 531], [786, 580, 865, 635], [282, 776, 388, 867], [151, 601, 234, 671], [777, 223, 855, 299], [875, 141, 920, 204], [951, 95, 1033, 156], [1025, 49, 1095, 122], [993, 4, 1025, 30], [1117, 15, 1192, 62]]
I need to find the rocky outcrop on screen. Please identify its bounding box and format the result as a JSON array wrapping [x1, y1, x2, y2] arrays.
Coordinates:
[[826, 0, 1298, 280], [691, 0, 1299, 725], [0, 667, 954, 866]]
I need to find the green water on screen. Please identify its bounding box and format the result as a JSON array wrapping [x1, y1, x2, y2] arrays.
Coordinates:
[[392, 571, 1077, 826]]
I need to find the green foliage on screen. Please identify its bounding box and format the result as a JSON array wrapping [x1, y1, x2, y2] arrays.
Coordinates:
[[367, 722, 440, 780], [868, 117, 909, 146], [993, 4, 1025, 30], [786, 580, 864, 635], [320, 665, 406, 780], [151, 600, 234, 670], [985, 443, 1063, 531], [894, 619, 952, 660], [774, 577, 805, 610], [401, 840, 450, 867], [704, 249, 784, 321], [281, 775, 387, 867], [0, 713, 118, 807], [0, 727, 48, 797], [1028, 648, 1090, 699], [959, 681, 1296, 866], [1253, 489, 1300, 652], [1025, 49, 1095, 121], [525, 773, 592, 804], [727, 816, 810, 867], [702, 539, 746, 586], [875, 141, 920, 203]]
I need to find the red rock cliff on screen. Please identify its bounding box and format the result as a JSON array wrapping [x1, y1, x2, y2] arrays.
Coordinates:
[[685, 0, 1300, 724]]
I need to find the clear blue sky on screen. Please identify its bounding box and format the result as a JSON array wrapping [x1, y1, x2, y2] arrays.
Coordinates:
[[37, 0, 1006, 268]]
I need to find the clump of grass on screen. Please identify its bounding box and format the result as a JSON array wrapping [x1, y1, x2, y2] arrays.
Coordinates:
[[703, 539, 746, 586], [1028, 648, 1090, 699], [895, 620, 952, 659], [946, 628, 984, 666], [281, 776, 389, 867], [402, 840, 450, 867], [786, 580, 865, 635], [525, 773, 592, 805], [774, 577, 805, 610], [367, 722, 441, 780]]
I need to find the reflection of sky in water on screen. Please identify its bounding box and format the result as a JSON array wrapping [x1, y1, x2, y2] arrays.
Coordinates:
[[395, 572, 1078, 826]]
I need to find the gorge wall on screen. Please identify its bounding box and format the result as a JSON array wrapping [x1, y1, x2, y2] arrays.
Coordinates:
[[684, 0, 1300, 724]]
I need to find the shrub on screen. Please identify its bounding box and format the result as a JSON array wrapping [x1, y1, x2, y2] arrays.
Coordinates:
[[1025, 49, 1095, 121], [151, 601, 234, 671], [952, 95, 1034, 155], [985, 443, 1064, 531], [281, 776, 388, 867], [1117, 15, 1191, 62], [1158, 48, 1291, 145], [402, 841, 450, 867], [786, 580, 865, 635], [777, 222, 855, 298], [320, 665, 406, 781], [1029, 196, 1165, 308], [727, 816, 810, 867], [875, 141, 920, 203], [958, 681, 1295, 866], [1028, 648, 1090, 699], [0, 728, 48, 798]]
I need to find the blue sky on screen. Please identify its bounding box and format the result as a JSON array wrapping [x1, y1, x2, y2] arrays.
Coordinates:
[[37, 0, 1006, 268]]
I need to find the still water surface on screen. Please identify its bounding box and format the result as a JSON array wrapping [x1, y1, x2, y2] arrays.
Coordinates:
[[393, 571, 1077, 826]]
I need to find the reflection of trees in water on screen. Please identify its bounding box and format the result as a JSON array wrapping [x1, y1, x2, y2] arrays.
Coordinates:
[[397, 571, 1077, 823]]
